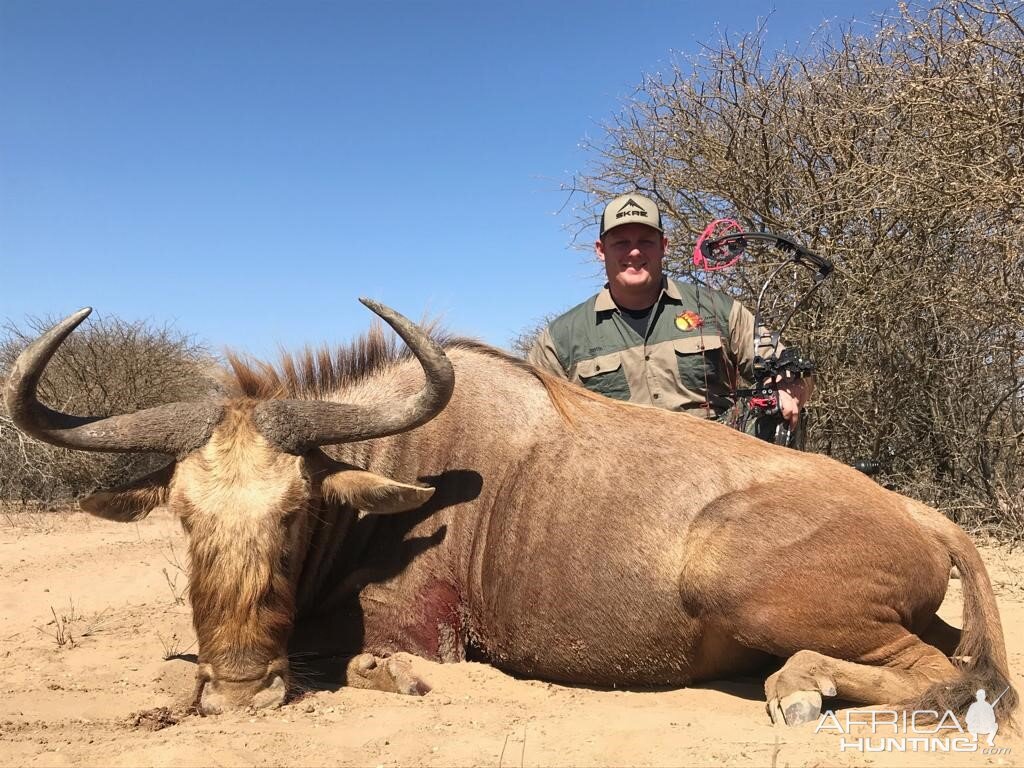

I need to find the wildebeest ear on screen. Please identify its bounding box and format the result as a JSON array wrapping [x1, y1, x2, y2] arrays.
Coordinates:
[[80, 462, 174, 522], [321, 469, 435, 515]]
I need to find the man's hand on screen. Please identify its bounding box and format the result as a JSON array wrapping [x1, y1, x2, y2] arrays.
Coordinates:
[[777, 376, 815, 428]]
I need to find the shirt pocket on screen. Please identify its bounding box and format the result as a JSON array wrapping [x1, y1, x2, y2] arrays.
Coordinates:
[[574, 352, 631, 401], [672, 335, 725, 393]]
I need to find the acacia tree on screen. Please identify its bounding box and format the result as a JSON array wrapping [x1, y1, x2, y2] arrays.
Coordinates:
[[575, 0, 1023, 532]]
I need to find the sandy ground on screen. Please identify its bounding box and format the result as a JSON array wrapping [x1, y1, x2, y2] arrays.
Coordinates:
[[2, 507, 1023, 768]]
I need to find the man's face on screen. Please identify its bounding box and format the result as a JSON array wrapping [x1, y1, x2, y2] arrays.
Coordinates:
[[596, 223, 668, 297]]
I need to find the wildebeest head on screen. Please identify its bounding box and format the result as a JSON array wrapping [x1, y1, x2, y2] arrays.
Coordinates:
[[4, 300, 454, 713]]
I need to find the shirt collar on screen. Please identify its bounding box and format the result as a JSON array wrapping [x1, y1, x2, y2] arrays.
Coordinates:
[[595, 278, 681, 313]]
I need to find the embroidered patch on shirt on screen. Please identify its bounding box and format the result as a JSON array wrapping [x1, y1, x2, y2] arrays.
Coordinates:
[[675, 310, 704, 331]]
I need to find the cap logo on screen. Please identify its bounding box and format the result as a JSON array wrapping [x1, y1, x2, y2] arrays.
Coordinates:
[[615, 198, 650, 221]]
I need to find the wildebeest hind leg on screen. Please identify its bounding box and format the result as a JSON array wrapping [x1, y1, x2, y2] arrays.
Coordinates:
[[765, 638, 958, 726]]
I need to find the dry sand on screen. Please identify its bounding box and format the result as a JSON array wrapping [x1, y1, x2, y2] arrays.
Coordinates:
[[2, 507, 1023, 767]]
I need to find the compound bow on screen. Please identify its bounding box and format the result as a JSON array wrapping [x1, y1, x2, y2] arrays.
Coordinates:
[[693, 220, 834, 448]]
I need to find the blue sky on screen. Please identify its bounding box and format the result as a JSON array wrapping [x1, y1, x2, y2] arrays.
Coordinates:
[[2, 0, 898, 358]]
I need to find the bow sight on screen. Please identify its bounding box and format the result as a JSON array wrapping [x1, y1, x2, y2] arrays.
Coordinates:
[[695, 226, 834, 448]]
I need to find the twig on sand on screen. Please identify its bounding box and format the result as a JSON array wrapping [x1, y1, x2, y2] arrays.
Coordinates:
[[498, 723, 527, 768], [498, 732, 510, 768]]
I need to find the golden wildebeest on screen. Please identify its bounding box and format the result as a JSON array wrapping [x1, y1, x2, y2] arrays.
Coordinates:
[[5, 301, 1015, 724]]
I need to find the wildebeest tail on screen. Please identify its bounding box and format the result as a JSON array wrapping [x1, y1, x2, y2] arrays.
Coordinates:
[[907, 515, 1017, 723]]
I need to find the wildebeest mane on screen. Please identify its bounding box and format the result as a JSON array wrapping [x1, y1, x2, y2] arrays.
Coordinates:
[[225, 320, 441, 400], [223, 322, 581, 418]]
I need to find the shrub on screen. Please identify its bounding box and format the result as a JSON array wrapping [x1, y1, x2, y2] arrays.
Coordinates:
[[0, 312, 220, 504]]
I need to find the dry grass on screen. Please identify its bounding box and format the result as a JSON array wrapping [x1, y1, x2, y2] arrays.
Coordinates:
[[156, 631, 196, 661], [1, 501, 76, 535], [35, 598, 110, 649], [160, 541, 189, 606]]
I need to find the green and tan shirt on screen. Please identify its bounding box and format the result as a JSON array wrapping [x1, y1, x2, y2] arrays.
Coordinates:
[[527, 279, 763, 416]]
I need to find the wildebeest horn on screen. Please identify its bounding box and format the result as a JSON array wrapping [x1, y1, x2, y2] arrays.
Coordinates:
[[3, 308, 223, 455], [253, 298, 455, 453]]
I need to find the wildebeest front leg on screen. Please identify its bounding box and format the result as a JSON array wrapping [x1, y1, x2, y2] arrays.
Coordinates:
[[343, 653, 432, 696], [766, 643, 958, 726]]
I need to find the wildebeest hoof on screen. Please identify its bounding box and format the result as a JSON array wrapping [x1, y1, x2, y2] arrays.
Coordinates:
[[780, 691, 822, 726], [385, 655, 432, 696], [767, 691, 822, 726], [345, 653, 431, 696], [765, 650, 835, 725], [352, 653, 378, 673]]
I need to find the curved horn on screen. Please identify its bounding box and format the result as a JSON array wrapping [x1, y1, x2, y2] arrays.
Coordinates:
[[253, 299, 455, 453], [3, 308, 222, 455]]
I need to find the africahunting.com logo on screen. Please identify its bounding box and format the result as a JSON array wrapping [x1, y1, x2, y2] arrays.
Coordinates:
[[816, 688, 1011, 754]]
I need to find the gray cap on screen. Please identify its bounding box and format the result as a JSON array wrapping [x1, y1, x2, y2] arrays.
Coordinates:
[[599, 193, 664, 236]]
